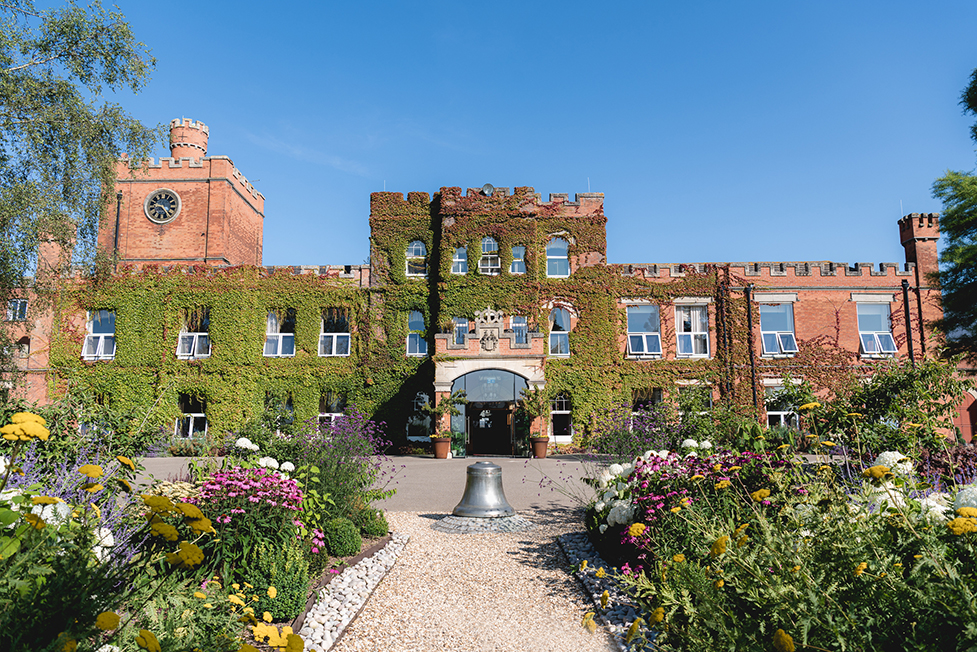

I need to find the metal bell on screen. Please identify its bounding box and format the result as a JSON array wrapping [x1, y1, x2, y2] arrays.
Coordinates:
[[452, 461, 515, 518]]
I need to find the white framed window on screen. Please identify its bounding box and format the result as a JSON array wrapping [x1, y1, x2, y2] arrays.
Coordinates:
[[177, 308, 211, 360], [626, 305, 662, 357], [479, 237, 501, 275], [632, 387, 663, 413], [406, 240, 427, 277], [407, 310, 427, 356], [452, 317, 468, 346], [6, 299, 27, 321], [318, 392, 347, 433], [676, 305, 709, 357], [511, 316, 528, 344], [451, 247, 468, 274], [319, 308, 351, 357], [551, 392, 572, 439], [82, 310, 116, 361], [546, 238, 570, 278], [764, 385, 798, 429], [857, 303, 897, 356], [174, 394, 207, 439], [549, 307, 571, 356], [510, 246, 526, 274], [759, 304, 798, 356], [264, 309, 296, 357]]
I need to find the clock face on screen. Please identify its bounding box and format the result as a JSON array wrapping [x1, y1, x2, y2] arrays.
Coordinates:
[[144, 188, 182, 224]]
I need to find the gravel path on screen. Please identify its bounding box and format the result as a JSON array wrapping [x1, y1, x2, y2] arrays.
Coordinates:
[[331, 509, 617, 652]]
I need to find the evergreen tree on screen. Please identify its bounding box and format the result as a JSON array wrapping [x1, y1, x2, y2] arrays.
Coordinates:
[[933, 67, 977, 362]]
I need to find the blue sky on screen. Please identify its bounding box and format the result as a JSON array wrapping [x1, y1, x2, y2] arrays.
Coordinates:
[[105, 1, 977, 268]]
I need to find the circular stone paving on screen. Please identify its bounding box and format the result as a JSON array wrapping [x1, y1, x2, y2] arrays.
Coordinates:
[[431, 514, 535, 533]]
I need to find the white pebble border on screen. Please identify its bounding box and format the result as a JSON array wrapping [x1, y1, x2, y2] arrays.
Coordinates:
[[298, 532, 410, 652], [559, 531, 656, 651]]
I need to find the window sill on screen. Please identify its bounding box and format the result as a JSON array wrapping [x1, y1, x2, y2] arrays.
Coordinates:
[[81, 356, 115, 362], [676, 354, 710, 360], [760, 354, 795, 359], [177, 355, 211, 360], [627, 354, 662, 360], [263, 354, 295, 358], [860, 353, 895, 360], [318, 353, 351, 358]]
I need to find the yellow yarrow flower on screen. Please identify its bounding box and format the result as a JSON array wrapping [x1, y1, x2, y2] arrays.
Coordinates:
[[150, 521, 179, 542], [78, 464, 104, 479], [166, 541, 205, 569], [580, 560, 588, 571], [957, 507, 977, 518], [175, 502, 205, 519], [714, 480, 731, 490], [11, 412, 46, 425], [862, 465, 893, 481], [229, 594, 245, 607], [776, 444, 790, 450], [284, 633, 304, 652], [628, 523, 646, 537], [710, 535, 729, 557], [116, 477, 133, 492], [947, 517, 977, 536], [595, 567, 606, 578], [581, 611, 597, 634], [798, 402, 820, 411], [263, 611, 273, 623], [690, 474, 705, 481], [135, 629, 162, 652], [727, 466, 742, 472], [791, 565, 800, 573], [23, 513, 45, 530], [854, 562, 868, 576], [712, 464, 722, 472], [670, 506, 682, 513], [62, 638, 77, 652], [116, 455, 136, 472], [750, 488, 771, 502], [142, 495, 175, 513], [82, 483, 104, 493], [773, 628, 795, 652], [187, 517, 216, 534], [672, 554, 685, 563], [194, 591, 207, 599], [821, 441, 837, 447], [625, 618, 644, 644], [31, 495, 63, 505], [650, 607, 665, 623], [600, 590, 609, 608], [238, 645, 259, 652], [95, 611, 120, 630], [267, 586, 278, 599], [714, 579, 725, 588]]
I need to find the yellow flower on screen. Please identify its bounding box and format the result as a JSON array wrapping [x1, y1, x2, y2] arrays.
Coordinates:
[[862, 465, 893, 481], [712, 464, 722, 472], [78, 464, 104, 479], [116, 477, 133, 492], [750, 488, 771, 502], [710, 536, 729, 557], [776, 444, 790, 450], [203, 603, 214, 609], [894, 563, 903, 567], [650, 607, 665, 623], [947, 517, 977, 536], [175, 502, 205, 519], [194, 591, 207, 599], [23, 513, 45, 530], [232, 583, 240, 590], [737, 535, 749, 547], [187, 517, 216, 534], [798, 402, 820, 411], [580, 560, 588, 571], [733, 523, 749, 538], [727, 466, 742, 472], [680, 497, 692, 506], [267, 586, 278, 599], [31, 495, 63, 505], [714, 579, 724, 588], [581, 611, 596, 633], [82, 483, 104, 493], [229, 594, 245, 607], [773, 628, 795, 652], [150, 521, 179, 542], [957, 507, 977, 518], [628, 523, 646, 537], [821, 441, 836, 447], [62, 638, 77, 652], [595, 567, 606, 579], [905, 422, 924, 428], [116, 455, 136, 472], [166, 541, 205, 569], [714, 480, 731, 490], [670, 506, 682, 513], [847, 412, 862, 418], [791, 565, 800, 573], [600, 590, 609, 608], [690, 474, 705, 481], [244, 582, 254, 588], [754, 435, 765, 440], [263, 611, 273, 623], [89, 502, 101, 520], [95, 611, 121, 630], [672, 554, 685, 563], [142, 495, 175, 513], [625, 618, 644, 644], [284, 633, 304, 652], [135, 629, 162, 652], [11, 411, 46, 425], [854, 562, 868, 576]]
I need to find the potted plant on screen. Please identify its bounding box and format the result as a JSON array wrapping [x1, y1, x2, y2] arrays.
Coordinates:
[[422, 390, 468, 459], [519, 386, 551, 459]]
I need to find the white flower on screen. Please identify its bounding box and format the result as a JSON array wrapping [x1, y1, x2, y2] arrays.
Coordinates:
[[280, 461, 295, 473], [599, 524, 608, 534], [864, 482, 906, 512], [681, 439, 699, 449], [607, 500, 636, 527], [32, 502, 71, 525], [602, 490, 616, 503], [919, 493, 951, 522], [608, 463, 624, 478], [874, 451, 913, 477], [620, 462, 634, 476], [0, 456, 7, 476], [95, 527, 115, 549], [234, 437, 255, 451], [258, 457, 280, 470], [685, 451, 698, 458], [97, 646, 121, 652], [699, 440, 713, 450], [656, 450, 670, 459], [954, 485, 977, 512], [597, 470, 613, 488], [595, 501, 606, 512]]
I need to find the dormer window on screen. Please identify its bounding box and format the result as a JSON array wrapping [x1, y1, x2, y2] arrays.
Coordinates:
[[406, 241, 427, 277], [479, 237, 501, 275]]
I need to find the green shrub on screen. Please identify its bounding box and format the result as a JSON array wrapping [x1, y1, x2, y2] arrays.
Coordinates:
[[352, 508, 389, 538], [240, 538, 310, 622], [323, 517, 362, 557]]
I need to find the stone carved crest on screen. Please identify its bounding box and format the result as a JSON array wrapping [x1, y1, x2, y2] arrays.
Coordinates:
[[474, 308, 504, 355], [481, 332, 498, 352]]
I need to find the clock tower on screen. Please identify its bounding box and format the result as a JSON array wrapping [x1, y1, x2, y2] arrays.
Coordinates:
[[103, 118, 265, 268]]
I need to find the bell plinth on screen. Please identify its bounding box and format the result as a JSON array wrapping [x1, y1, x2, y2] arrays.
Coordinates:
[[452, 461, 515, 518]]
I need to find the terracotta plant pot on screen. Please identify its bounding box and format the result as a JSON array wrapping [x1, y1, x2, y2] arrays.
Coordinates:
[[432, 437, 451, 459], [530, 436, 549, 459]]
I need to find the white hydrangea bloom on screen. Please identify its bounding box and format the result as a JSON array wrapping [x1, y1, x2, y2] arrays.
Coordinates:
[[234, 437, 254, 451], [595, 501, 606, 512], [599, 524, 608, 534], [865, 482, 906, 512], [621, 462, 634, 476], [643, 450, 653, 460], [954, 485, 977, 512], [919, 493, 951, 522], [685, 451, 698, 458], [657, 450, 670, 459], [280, 461, 295, 473], [874, 451, 913, 477], [699, 440, 713, 450], [681, 439, 699, 449], [258, 457, 280, 470], [608, 463, 624, 478], [606, 500, 636, 527], [31, 502, 71, 525], [97, 646, 121, 652]]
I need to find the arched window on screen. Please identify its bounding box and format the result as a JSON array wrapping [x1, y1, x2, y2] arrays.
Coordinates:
[[549, 307, 571, 356], [407, 310, 427, 356], [479, 237, 501, 275], [451, 247, 468, 274], [546, 238, 570, 278], [406, 241, 427, 277], [510, 246, 526, 274]]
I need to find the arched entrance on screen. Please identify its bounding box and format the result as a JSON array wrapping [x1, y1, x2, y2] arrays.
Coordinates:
[[450, 369, 528, 455]]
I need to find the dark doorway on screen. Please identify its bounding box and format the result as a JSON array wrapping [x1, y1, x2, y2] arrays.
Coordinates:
[[468, 404, 513, 455]]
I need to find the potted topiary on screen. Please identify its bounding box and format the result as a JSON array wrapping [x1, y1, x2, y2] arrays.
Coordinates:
[[422, 390, 468, 459], [519, 386, 551, 459]]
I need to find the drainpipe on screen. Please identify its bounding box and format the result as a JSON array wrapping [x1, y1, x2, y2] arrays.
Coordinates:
[[113, 190, 123, 270], [745, 284, 758, 411], [902, 279, 916, 367]]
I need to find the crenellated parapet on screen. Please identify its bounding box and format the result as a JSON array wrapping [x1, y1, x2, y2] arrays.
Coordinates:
[[732, 261, 915, 278]]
